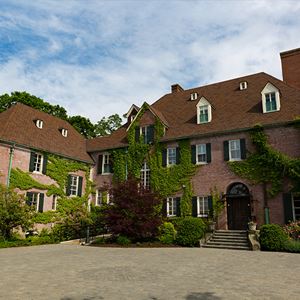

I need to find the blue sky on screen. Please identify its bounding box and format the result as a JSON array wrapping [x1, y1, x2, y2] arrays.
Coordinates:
[[0, 0, 300, 122]]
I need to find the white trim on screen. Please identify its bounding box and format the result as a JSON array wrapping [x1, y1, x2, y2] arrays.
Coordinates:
[[190, 92, 198, 100], [140, 162, 150, 189], [197, 196, 209, 217], [102, 153, 111, 174], [196, 144, 207, 165], [69, 175, 79, 196], [229, 139, 241, 161], [52, 195, 57, 211], [33, 153, 44, 173], [167, 197, 177, 217], [167, 147, 176, 166], [239, 81, 247, 90], [196, 97, 212, 124], [261, 83, 280, 113], [28, 192, 41, 212], [36, 119, 43, 129], [61, 128, 68, 137]]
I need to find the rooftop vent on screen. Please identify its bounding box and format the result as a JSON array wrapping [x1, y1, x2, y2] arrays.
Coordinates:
[[239, 81, 248, 90], [35, 119, 43, 129], [190, 92, 198, 101], [61, 128, 68, 137]]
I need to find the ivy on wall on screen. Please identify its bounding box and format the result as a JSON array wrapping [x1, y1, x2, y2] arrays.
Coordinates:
[[229, 124, 300, 197]]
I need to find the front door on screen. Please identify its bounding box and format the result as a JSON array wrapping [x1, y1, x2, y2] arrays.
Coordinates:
[[227, 196, 251, 230]]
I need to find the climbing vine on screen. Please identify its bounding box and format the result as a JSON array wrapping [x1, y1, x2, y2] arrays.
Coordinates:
[[229, 124, 300, 197]]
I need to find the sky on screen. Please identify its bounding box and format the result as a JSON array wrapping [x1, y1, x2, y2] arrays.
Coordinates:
[[0, 0, 300, 123]]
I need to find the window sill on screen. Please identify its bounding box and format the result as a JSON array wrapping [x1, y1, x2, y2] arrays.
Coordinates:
[[196, 162, 208, 165], [32, 171, 43, 175], [229, 158, 242, 162], [263, 109, 280, 114]]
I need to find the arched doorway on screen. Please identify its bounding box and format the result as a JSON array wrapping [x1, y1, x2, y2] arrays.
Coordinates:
[[226, 183, 251, 230]]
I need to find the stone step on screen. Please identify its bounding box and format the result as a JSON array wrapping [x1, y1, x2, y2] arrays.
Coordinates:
[[207, 240, 249, 247], [216, 230, 247, 233], [214, 231, 247, 236], [208, 238, 248, 244], [213, 234, 248, 239], [202, 244, 250, 250]]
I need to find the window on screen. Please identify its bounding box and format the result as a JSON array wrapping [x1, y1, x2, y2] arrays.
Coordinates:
[[26, 192, 44, 212], [61, 128, 68, 137], [196, 97, 212, 124], [102, 154, 111, 174], [96, 190, 103, 206], [130, 115, 136, 122], [261, 83, 280, 113], [70, 175, 79, 196], [229, 140, 241, 161], [196, 144, 207, 164], [197, 196, 209, 217], [167, 197, 177, 217], [141, 162, 150, 189], [199, 105, 209, 123], [167, 148, 176, 166], [135, 125, 154, 144], [33, 153, 43, 173], [190, 92, 198, 100], [52, 195, 57, 211], [35, 119, 43, 129], [292, 194, 300, 221], [239, 81, 247, 90]]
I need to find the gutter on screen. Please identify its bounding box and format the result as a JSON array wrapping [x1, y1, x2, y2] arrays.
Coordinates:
[[6, 144, 15, 187]]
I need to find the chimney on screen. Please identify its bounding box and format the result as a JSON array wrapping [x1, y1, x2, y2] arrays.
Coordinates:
[[280, 48, 300, 90], [171, 83, 184, 93]]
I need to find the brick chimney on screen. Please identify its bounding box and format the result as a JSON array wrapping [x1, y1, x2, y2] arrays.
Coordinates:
[[171, 84, 184, 93], [280, 48, 300, 90]]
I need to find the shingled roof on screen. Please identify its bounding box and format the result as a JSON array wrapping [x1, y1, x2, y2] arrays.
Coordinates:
[[86, 72, 300, 152], [0, 103, 93, 163]]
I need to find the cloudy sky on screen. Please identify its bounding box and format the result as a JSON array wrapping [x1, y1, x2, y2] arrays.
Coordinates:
[[0, 0, 299, 122]]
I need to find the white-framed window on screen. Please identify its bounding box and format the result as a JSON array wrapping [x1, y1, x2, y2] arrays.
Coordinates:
[[140, 126, 150, 144], [167, 197, 177, 217], [190, 92, 198, 101], [130, 115, 136, 122], [261, 83, 280, 113], [33, 153, 43, 173], [141, 162, 150, 189], [96, 190, 103, 206], [229, 139, 241, 161], [292, 194, 300, 221], [52, 195, 57, 211], [197, 196, 209, 217], [70, 175, 79, 196], [102, 153, 111, 174], [35, 119, 43, 129], [239, 81, 247, 90], [26, 192, 43, 212], [196, 97, 212, 124], [196, 144, 207, 164], [61, 128, 68, 137], [167, 148, 176, 166]]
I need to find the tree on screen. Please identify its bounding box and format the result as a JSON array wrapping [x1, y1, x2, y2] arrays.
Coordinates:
[[68, 115, 96, 138], [95, 114, 122, 136], [104, 177, 163, 241], [0, 185, 34, 239]]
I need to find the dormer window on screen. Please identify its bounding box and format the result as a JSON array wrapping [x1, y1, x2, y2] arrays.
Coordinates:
[[131, 115, 136, 122], [61, 128, 68, 137], [35, 119, 43, 129], [240, 82, 247, 90], [261, 83, 280, 113], [196, 97, 212, 124], [190, 92, 198, 101]]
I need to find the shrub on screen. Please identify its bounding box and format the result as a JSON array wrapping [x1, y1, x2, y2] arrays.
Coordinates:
[[159, 222, 177, 244], [259, 224, 288, 251], [175, 217, 206, 247], [93, 237, 106, 244], [283, 220, 300, 240], [283, 239, 300, 253], [116, 235, 131, 246]]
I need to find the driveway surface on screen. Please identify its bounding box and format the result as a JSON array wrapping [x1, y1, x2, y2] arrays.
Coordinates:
[[0, 244, 299, 300]]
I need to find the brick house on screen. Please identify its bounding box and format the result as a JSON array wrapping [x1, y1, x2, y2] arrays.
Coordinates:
[[87, 48, 300, 230]]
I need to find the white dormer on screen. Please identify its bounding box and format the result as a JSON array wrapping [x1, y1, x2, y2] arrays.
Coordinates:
[[61, 128, 68, 137], [196, 97, 212, 124], [240, 81, 248, 90], [261, 83, 281, 113], [190, 92, 198, 101], [35, 119, 43, 129]]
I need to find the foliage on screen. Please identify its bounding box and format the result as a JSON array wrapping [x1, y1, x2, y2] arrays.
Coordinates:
[[158, 222, 177, 244], [104, 177, 163, 241], [174, 217, 206, 247], [116, 235, 131, 246], [90, 205, 107, 235], [283, 239, 300, 253], [95, 114, 123, 136], [210, 187, 224, 221], [0, 185, 34, 239], [229, 125, 300, 197], [32, 211, 58, 224], [93, 237, 106, 244], [259, 224, 288, 251], [283, 220, 300, 240], [68, 115, 96, 138]]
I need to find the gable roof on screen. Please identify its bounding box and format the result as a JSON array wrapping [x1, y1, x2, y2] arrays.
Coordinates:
[[0, 103, 93, 163], [86, 72, 300, 152]]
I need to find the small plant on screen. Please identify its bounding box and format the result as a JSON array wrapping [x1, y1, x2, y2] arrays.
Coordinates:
[[259, 224, 288, 251], [283, 239, 300, 253], [116, 235, 131, 246], [159, 222, 177, 244], [283, 220, 300, 240]]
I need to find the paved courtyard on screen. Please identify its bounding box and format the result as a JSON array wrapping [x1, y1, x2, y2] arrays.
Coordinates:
[[0, 244, 299, 300]]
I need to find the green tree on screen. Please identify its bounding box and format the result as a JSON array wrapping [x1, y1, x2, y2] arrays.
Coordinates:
[[95, 114, 122, 136], [68, 115, 96, 138], [0, 185, 34, 239]]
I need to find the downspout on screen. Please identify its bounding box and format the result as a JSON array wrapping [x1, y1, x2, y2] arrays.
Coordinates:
[[6, 145, 15, 187], [263, 182, 270, 224]]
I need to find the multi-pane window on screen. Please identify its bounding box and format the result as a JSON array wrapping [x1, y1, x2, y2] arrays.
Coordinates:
[[33, 153, 43, 172], [70, 175, 79, 196], [196, 144, 207, 164], [141, 162, 150, 189], [229, 140, 241, 161], [26, 192, 43, 212], [167, 148, 176, 166], [197, 196, 209, 217], [96, 190, 103, 206], [292, 194, 300, 221], [52, 195, 57, 210], [265, 92, 277, 112], [167, 197, 177, 217], [199, 105, 209, 123], [102, 154, 111, 174], [140, 126, 149, 144]]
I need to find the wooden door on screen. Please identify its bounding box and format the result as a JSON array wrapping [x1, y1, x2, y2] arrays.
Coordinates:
[[227, 196, 251, 230]]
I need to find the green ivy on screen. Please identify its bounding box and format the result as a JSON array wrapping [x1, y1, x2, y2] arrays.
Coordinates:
[[229, 125, 300, 197]]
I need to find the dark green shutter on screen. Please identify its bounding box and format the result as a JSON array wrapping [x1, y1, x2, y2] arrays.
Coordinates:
[[162, 199, 167, 217], [208, 196, 213, 218], [206, 143, 211, 163], [162, 149, 167, 167], [135, 127, 140, 142], [176, 197, 181, 217], [223, 141, 229, 161], [78, 176, 83, 197], [97, 155, 103, 175], [192, 196, 198, 217], [42, 154, 48, 175], [26, 192, 33, 206], [240, 139, 246, 159], [148, 125, 154, 144], [191, 145, 196, 164], [283, 193, 294, 224], [38, 193, 44, 212], [176, 147, 180, 164], [29, 152, 35, 172], [66, 175, 72, 196]]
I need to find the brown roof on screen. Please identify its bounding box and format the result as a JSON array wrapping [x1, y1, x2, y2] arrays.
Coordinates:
[[86, 72, 300, 152], [0, 103, 93, 163]]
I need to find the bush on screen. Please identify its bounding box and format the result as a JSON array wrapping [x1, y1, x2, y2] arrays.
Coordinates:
[[174, 217, 206, 247], [159, 222, 177, 244], [93, 237, 106, 244], [116, 235, 131, 246], [283, 220, 300, 240], [259, 224, 288, 251], [284, 239, 300, 253]]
